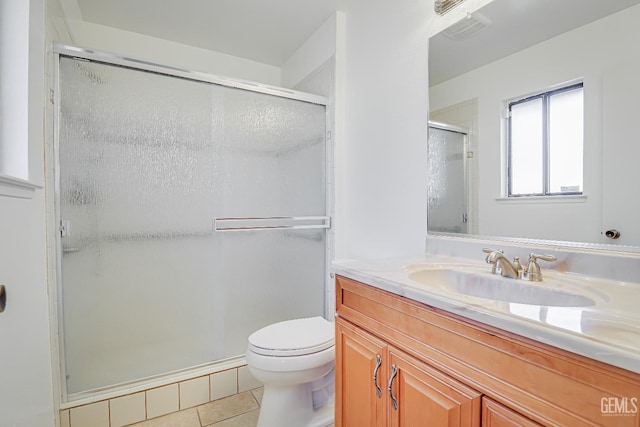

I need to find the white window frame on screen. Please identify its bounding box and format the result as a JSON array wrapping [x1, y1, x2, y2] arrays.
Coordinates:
[[0, 0, 44, 199], [506, 82, 584, 198]]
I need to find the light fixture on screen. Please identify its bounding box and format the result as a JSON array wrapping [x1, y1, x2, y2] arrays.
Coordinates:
[[434, 0, 466, 16]]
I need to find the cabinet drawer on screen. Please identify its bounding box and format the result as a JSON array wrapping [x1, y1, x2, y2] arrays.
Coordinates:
[[482, 397, 542, 427]]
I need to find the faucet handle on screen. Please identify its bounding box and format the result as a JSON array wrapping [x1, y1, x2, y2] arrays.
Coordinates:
[[482, 247, 503, 254], [529, 253, 556, 263], [524, 253, 556, 282], [482, 248, 503, 263]]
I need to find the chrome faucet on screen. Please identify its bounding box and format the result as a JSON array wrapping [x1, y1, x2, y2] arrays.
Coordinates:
[[482, 248, 556, 281], [482, 248, 522, 279]]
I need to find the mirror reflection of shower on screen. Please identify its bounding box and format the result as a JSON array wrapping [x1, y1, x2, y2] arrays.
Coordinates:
[[427, 121, 469, 234]]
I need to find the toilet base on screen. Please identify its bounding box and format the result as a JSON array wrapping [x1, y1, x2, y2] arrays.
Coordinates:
[[307, 400, 335, 427], [257, 382, 334, 427]]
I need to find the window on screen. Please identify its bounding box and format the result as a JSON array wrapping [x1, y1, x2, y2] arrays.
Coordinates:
[[0, 0, 44, 198], [0, 0, 29, 179], [508, 83, 583, 197]]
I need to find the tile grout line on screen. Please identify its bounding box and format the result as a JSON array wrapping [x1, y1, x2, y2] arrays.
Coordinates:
[[199, 375, 210, 427], [75, 369, 258, 427], [197, 376, 205, 427]]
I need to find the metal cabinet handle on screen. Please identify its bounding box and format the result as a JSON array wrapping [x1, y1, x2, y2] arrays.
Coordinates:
[[373, 354, 383, 398], [388, 364, 398, 410]]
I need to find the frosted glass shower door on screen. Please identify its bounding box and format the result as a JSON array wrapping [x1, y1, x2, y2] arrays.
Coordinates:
[[209, 86, 328, 368], [427, 124, 468, 234], [57, 56, 327, 395]]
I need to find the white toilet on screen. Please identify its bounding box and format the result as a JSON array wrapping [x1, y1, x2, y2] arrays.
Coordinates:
[[246, 316, 335, 427]]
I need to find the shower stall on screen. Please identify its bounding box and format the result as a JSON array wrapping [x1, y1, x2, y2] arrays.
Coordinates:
[[427, 121, 469, 234], [54, 46, 330, 399]]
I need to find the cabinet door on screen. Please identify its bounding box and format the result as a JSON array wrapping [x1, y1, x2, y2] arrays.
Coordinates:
[[388, 347, 482, 427], [336, 318, 387, 427], [482, 397, 542, 427]]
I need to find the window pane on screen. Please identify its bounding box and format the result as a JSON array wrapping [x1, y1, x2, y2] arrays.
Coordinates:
[[510, 98, 543, 195], [549, 88, 583, 193]]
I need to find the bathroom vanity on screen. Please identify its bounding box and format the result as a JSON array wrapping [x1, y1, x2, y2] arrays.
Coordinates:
[[333, 257, 640, 426]]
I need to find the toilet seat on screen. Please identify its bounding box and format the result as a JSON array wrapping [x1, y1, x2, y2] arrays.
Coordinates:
[[248, 316, 334, 357]]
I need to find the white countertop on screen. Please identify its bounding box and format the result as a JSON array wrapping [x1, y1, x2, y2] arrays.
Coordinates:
[[332, 254, 640, 375]]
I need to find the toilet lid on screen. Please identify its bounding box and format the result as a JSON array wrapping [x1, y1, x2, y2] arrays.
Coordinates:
[[248, 316, 335, 356]]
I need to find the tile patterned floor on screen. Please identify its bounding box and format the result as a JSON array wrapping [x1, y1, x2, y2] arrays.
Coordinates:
[[128, 387, 334, 427], [129, 388, 263, 427]]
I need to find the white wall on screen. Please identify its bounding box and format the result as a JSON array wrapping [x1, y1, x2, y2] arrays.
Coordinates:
[[429, 5, 640, 244], [339, 0, 430, 258], [0, 198, 53, 427], [61, 20, 282, 86], [0, 0, 56, 426], [281, 14, 337, 90]]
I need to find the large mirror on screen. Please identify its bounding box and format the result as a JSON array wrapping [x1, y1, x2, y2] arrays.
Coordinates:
[[428, 0, 640, 249]]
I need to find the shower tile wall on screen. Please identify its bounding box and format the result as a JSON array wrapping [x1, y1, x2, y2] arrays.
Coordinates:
[[60, 366, 263, 427]]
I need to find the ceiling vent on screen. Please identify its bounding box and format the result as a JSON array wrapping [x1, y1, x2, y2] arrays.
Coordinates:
[[442, 12, 492, 40]]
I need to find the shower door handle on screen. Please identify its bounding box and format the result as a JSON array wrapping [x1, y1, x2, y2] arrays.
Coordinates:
[[60, 219, 72, 237], [213, 216, 331, 231]]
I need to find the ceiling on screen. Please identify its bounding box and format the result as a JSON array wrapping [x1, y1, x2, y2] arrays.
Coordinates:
[[429, 0, 640, 85], [73, 0, 340, 66], [71, 0, 640, 80]]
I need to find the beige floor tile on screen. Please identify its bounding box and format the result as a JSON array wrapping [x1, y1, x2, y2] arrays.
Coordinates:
[[128, 408, 200, 427], [250, 387, 263, 406], [197, 392, 259, 425], [207, 410, 259, 427]]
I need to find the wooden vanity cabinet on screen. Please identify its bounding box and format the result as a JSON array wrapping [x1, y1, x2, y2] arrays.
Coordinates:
[[387, 346, 482, 427], [336, 318, 481, 427], [335, 275, 640, 427], [336, 318, 386, 426]]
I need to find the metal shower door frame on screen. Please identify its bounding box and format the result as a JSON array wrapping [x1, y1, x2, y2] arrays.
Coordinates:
[[51, 43, 332, 403]]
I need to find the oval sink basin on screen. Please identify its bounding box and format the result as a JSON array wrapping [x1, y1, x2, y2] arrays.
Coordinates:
[[407, 268, 596, 307]]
